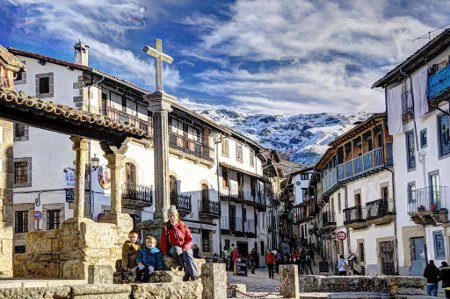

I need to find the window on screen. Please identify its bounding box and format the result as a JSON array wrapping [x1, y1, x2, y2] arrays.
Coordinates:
[[13, 158, 32, 187], [125, 162, 137, 190], [301, 173, 309, 180], [169, 175, 177, 195], [301, 189, 308, 202], [420, 129, 427, 148], [357, 242, 365, 262], [405, 131, 416, 171], [434, 231, 446, 259], [381, 186, 389, 200], [236, 144, 243, 162], [401, 79, 412, 114], [14, 123, 29, 141], [14, 246, 26, 254], [338, 193, 341, 212], [35, 73, 54, 98], [221, 138, 229, 157], [46, 209, 61, 230], [14, 61, 26, 85], [260, 241, 265, 256], [222, 169, 229, 188], [202, 230, 211, 252], [250, 151, 255, 167], [201, 183, 209, 202], [15, 211, 28, 233], [251, 178, 256, 198], [407, 182, 416, 204], [438, 114, 450, 157]]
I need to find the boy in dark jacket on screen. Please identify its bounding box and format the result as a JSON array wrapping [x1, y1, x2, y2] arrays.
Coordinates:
[[136, 235, 163, 282], [423, 260, 440, 297], [121, 230, 141, 271]]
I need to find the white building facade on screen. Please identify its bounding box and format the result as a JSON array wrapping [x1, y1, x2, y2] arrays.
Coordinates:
[[9, 43, 275, 262]]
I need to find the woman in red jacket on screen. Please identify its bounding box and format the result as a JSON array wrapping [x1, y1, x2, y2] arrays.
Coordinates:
[[266, 249, 275, 279], [160, 206, 199, 281]]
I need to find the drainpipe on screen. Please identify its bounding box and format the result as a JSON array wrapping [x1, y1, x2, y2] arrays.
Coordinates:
[[387, 167, 400, 274], [215, 134, 223, 257]]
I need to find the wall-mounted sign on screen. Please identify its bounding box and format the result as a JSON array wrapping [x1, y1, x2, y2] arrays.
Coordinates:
[[97, 165, 111, 190], [63, 167, 75, 187], [33, 211, 42, 221], [295, 181, 301, 186], [336, 231, 347, 241], [65, 189, 75, 203]]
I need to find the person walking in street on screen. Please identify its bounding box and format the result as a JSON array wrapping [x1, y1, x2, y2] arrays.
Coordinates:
[[440, 261, 450, 298], [299, 248, 306, 274], [424, 260, 440, 297], [232, 246, 239, 275], [228, 244, 235, 271], [222, 245, 229, 266], [336, 254, 348, 276], [305, 250, 314, 275], [308, 246, 316, 266], [266, 249, 275, 279], [248, 248, 257, 274], [275, 250, 284, 274]]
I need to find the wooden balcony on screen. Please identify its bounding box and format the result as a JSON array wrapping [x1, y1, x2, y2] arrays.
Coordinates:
[[199, 199, 221, 220], [366, 198, 395, 225], [408, 186, 449, 225], [428, 64, 450, 105], [343, 206, 367, 229], [169, 132, 214, 162], [321, 210, 336, 231], [121, 184, 153, 210], [170, 192, 192, 217], [100, 107, 153, 136]]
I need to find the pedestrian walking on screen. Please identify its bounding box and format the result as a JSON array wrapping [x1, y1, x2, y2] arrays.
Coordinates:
[[228, 244, 235, 271], [232, 246, 239, 275], [305, 251, 314, 275], [424, 260, 440, 297], [222, 245, 229, 265], [275, 250, 283, 274], [299, 248, 306, 274], [336, 254, 348, 276], [440, 261, 450, 298], [266, 249, 275, 279], [308, 246, 316, 266], [248, 248, 257, 274]]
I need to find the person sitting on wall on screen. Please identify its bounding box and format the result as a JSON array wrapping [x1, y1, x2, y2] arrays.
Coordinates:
[[135, 235, 163, 283], [160, 205, 200, 281], [121, 230, 141, 272]]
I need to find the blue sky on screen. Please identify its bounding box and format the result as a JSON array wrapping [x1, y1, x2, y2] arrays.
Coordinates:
[[1, 0, 450, 114]]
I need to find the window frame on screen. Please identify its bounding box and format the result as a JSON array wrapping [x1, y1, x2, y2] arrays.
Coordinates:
[[236, 143, 243, 162], [438, 112, 450, 158], [35, 73, 54, 98], [221, 138, 229, 157], [249, 150, 255, 167], [46, 209, 61, 230], [420, 128, 427, 149], [13, 157, 32, 188], [14, 211, 28, 233], [407, 182, 416, 204], [434, 231, 446, 259], [405, 130, 416, 171], [14, 123, 29, 141]]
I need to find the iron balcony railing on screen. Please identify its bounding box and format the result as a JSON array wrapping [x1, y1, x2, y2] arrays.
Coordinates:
[[343, 206, 366, 225], [170, 192, 192, 214], [322, 210, 336, 227], [366, 198, 395, 220], [428, 64, 450, 100], [122, 183, 153, 206], [169, 132, 214, 162], [323, 147, 391, 194], [407, 186, 448, 214], [100, 107, 153, 136], [199, 199, 221, 218]]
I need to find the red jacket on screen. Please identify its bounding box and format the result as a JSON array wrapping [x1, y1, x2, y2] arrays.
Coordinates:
[[160, 221, 193, 255], [232, 248, 239, 262], [266, 252, 275, 265]]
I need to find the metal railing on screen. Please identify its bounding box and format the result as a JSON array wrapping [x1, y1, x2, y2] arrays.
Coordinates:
[[199, 199, 221, 218], [169, 132, 214, 161], [322, 210, 336, 226], [170, 192, 192, 213], [366, 198, 395, 219], [428, 64, 450, 99], [100, 107, 153, 135], [407, 186, 448, 214], [323, 147, 390, 194], [343, 206, 366, 225], [122, 183, 153, 206]]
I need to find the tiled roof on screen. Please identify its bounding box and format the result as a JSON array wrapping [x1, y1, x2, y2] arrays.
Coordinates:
[[0, 87, 150, 139], [0, 45, 25, 72]]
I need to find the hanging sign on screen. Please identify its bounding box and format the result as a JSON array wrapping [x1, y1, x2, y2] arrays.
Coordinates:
[[336, 231, 347, 241], [97, 165, 111, 190], [63, 167, 75, 187]]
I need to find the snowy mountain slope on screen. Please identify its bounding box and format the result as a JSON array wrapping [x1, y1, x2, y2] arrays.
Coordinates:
[[199, 109, 371, 166]]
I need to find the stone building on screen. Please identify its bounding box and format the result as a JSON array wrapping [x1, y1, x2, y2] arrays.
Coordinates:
[[373, 29, 450, 276], [8, 42, 277, 264]]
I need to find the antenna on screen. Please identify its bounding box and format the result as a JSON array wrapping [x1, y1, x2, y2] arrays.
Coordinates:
[[413, 23, 450, 42]]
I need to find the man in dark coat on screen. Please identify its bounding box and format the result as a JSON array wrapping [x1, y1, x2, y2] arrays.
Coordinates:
[[423, 260, 440, 297], [440, 261, 450, 298]]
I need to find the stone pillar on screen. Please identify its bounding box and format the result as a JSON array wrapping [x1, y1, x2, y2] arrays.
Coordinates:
[[101, 142, 128, 215], [201, 263, 226, 299], [280, 264, 299, 299], [70, 136, 89, 219], [144, 91, 176, 222]]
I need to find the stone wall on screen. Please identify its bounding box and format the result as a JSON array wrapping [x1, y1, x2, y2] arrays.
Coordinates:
[[0, 120, 13, 277], [14, 215, 132, 279]]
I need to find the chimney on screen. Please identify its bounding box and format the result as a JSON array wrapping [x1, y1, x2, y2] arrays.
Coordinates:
[[74, 40, 89, 66]]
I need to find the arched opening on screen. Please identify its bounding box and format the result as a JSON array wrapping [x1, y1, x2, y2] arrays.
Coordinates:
[[125, 162, 136, 191], [169, 175, 178, 196], [201, 183, 209, 202]]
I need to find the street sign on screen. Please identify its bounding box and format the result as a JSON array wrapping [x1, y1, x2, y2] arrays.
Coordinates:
[[33, 211, 42, 221], [336, 231, 347, 241]]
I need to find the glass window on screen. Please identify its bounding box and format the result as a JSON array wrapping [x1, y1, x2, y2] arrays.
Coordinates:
[[434, 231, 446, 259], [221, 138, 229, 156], [338, 193, 341, 212], [236, 144, 243, 162], [14, 246, 26, 253], [358, 242, 365, 262], [407, 182, 416, 203], [406, 131, 416, 170], [14, 123, 28, 141], [15, 211, 28, 233], [46, 209, 61, 230], [222, 169, 229, 188], [14, 158, 32, 187], [202, 230, 211, 252], [301, 173, 309, 180], [420, 129, 427, 148], [438, 114, 450, 157]]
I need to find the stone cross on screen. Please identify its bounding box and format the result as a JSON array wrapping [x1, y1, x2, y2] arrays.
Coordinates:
[[143, 39, 173, 92]]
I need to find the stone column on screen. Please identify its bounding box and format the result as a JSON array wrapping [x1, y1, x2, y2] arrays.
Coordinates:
[[201, 263, 227, 299], [101, 142, 128, 215], [280, 264, 299, 298], [70, 136, 89, 219], [144, 91, 176, 222]]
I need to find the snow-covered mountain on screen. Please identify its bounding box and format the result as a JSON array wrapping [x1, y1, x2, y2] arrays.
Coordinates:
[[199, 109, 371, 166]]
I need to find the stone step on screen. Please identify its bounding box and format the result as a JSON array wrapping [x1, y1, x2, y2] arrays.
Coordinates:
[[132, 280, 203, 299], [148, 270, 186, 283]]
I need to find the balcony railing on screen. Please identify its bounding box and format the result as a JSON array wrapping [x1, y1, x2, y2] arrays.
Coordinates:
[[366, 198, 395, 220], [169, 132, 214, 162], [407, 186, 448, 214], [428, 64, 450, 100], [343, 206, 366, 225], [322, 210, 336, 227], [323, 147, 391, 194], [170, 192, 192, 215], [122, 183, 153, 207], [199, 199, 221, 218], [100, 107, 153, 136]]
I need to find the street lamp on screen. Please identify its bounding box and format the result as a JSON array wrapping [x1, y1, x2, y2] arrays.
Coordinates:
[[90, 154, 100, 172]]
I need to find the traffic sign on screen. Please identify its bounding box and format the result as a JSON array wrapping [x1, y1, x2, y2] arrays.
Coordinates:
[[33, 211, 42, 221], [336, 231, 347, 241]]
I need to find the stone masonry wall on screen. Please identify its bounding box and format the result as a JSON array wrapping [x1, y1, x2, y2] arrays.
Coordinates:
[[0, 120, 13, 277]]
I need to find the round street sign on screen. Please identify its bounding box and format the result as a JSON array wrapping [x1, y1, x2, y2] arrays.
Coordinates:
[[336, 231, 347, 241], [33, 211, 42, 221]]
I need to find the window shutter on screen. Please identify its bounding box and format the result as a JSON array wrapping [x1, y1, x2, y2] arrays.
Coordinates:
[[35, 75, 40, 95], [49, 73, 54, 96], [28, 158, 32, 184]]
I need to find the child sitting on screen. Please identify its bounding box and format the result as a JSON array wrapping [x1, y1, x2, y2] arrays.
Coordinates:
[[121, 230, 141, 271], [136, 235, 163, 282]]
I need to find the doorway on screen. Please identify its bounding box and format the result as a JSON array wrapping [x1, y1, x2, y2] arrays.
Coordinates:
[[379, 241, 395, 275], [237, 241, 248, 258]]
